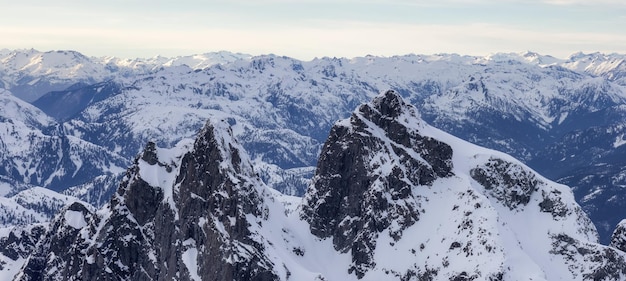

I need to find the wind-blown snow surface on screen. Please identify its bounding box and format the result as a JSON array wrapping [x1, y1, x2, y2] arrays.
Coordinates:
[[13, 92, 626, 281]]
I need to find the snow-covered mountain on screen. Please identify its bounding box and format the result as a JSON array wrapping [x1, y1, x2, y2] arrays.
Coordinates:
[[2, 49, 626, 245], [0, 50, 113, 102], [13, 92, 626, 280], [562, 52, 626, 85], [0, 49, 251, 102]]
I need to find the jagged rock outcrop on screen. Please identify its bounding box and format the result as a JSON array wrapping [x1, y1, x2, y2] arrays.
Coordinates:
[[13, 120, 278, 281], [0, 224, 46, 274], [301, 90, 454, 277], [15, 202, 97, 281], [611, 219, 626, 252], [300, 90, 626, 280]]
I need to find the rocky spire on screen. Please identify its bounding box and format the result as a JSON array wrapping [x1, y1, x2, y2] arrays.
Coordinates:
[[15, 202, 97, 281], [301, 90, 454, 278], [14, 119, 277, 281]]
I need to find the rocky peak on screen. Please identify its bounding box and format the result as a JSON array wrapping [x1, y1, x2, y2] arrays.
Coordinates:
[[140, 141, 159, 165], [368, 89, 410, 119], [301, 90, 453, 277], [171, 120, 275, 280], [15, 201, 97, 281], [0, 224, 46, 268], [13, 119, 277, 281]]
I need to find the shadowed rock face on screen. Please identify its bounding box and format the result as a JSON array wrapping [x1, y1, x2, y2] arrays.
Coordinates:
[[171, 122, 275, 281], [16, 202, 98, 281], [611, 220, 626, 252], [302, 90, 454, 278], [470, 158, 540, 210]]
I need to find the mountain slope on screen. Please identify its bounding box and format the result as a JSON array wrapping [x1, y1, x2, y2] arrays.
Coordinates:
[[301, 91, 624, 280], [32, 80, 122, 122], [14, 91, 626, 281]]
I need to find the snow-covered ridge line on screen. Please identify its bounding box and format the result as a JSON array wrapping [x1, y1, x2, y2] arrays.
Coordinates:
[[0, 49, 253, 102]]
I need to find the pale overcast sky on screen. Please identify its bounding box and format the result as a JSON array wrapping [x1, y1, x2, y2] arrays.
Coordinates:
[[2, 0, 626, 60]]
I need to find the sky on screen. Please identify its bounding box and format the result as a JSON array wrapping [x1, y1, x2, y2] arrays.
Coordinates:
[[2, 0, 626, 60]]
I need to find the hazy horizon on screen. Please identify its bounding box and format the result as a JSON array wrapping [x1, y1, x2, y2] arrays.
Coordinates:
[[2, 1, 626, 60]]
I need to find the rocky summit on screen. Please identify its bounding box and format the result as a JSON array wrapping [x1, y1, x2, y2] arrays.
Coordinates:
[[11, 91, 626, 280]]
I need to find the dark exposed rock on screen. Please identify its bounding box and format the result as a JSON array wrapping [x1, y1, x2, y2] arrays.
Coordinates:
[[550, 233, 626, 280], [538, 190, 570, 219], [16, 202, 98, 281], [302, 90, 453, 278], [140, 141, 159, 165], [0, 225, 46, 262], [15, 120, 278, 281], [610, 220, 626, 252], [172, 121, 274, 281], [470, 158, 539, 210]]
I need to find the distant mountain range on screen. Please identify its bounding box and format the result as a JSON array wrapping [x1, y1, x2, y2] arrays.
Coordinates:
[[1, 49, 626, 278]]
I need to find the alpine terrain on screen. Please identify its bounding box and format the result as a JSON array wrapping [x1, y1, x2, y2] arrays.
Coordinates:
[[11, 91, 626, 280], [2, 49, 626, 279]]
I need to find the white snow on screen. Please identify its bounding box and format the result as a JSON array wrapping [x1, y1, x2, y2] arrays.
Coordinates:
[[181, 239, 201, 281], [137, 138, 194, 216], [64, 210, 87, 229], [1, 257, 27, 280], [0, 182, 14, 197], [614, 134, 626, 148]]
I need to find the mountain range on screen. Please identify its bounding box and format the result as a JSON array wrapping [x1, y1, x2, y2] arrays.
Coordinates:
[[1, 49, 626, 279], [9, 91, 626, 280]]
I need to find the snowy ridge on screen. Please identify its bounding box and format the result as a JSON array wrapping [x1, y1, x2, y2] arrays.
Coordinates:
[[561, 52, 626, 84], [0, 49, 251, 102], [0, 89, 53, 128], [0, 186, 82, 228]]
